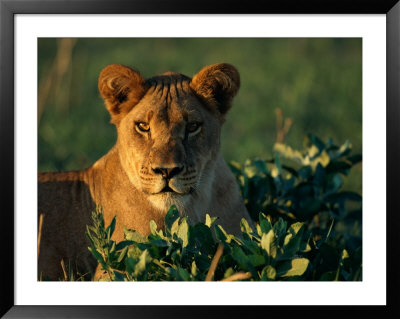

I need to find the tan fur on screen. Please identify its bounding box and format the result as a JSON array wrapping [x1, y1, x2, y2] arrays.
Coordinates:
[[38, 63, 251, 280]]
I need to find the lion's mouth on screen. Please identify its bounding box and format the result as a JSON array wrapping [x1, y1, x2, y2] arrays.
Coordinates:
[[154, 180, 184, 195], [160, 185, 175, 193], [144, 175, 197, 196], [155, 182, 194, 196]]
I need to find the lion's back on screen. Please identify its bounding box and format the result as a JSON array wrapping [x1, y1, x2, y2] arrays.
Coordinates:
[[38, 171, 97, 280]]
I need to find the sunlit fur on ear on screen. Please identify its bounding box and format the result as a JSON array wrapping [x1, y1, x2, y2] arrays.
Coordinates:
[[190, 63, 240, 119], [98, 64, 147, 125]]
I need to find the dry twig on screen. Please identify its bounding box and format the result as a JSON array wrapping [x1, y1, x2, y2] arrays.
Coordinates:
[[60, 259, 68, 281], [205, 243, 224, 281], [37, 214, 44, 259], [221, 272, 252, 282], [38, 38, 76, 124], [275, 108, 293, 143]]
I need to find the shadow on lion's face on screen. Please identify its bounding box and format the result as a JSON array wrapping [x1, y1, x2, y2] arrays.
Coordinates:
[[98, 63, 240, 211]]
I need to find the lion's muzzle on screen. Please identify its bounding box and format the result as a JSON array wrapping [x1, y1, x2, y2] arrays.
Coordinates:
[[151, 165, 190, 194], [151, 166, 184, 180], [139, 162, 198, 196]]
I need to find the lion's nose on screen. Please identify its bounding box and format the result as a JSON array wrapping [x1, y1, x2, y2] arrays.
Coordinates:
[[151, 166, 183, 179]]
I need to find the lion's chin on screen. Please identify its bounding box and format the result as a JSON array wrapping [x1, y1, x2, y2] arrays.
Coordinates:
[[157, 186, 194, 196], [147, 191, 191, 213]]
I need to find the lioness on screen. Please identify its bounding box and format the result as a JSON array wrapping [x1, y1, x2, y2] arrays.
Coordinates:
[[38, 63, 251, 280]]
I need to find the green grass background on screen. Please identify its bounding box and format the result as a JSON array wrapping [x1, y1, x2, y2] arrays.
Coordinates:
[[38, 38, 362, 192]]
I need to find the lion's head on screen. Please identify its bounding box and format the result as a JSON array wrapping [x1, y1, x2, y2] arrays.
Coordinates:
[[98, 63, 240, 213]]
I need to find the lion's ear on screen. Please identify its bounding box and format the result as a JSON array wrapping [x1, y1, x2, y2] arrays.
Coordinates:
[[98, 64, 146, 124], [190, 63, 240, 118]]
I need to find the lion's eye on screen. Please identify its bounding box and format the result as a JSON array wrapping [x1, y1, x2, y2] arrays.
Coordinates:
[[187, 122, 201, 135], [136, 122, 150, 133]]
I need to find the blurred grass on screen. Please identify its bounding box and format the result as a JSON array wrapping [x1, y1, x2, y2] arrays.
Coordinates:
[[38, 38, 362, 193]]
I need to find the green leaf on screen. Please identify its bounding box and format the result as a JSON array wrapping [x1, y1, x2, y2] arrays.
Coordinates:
[[149, 220, 158, 235], [106, 227, 111, 242], [288, 222, 303, 236], [88, 246, 108, 271], [324, 191, 362, 204], [347, 154, 362, 165], [337, 139, 352, 156], [191, 261, 198, 277], [176, 268, 191, 281], [244, 164, 258, 178], [272, 218, 287, 244], [326, 161, 352, 175], [113, 271, 126, 281], [254, 159, 269, 174], [231, 246, 250, 270], [259, 213, 272, 234], [261, 230, 277, 259], [117, 246, 129, 263], [214, 225, 233, 243], [277, 258, 309, 277], [149, 239, 169, 247], [256, 223, 263, 237], [306, 134, 326, 152], [261, 265, 276, 281], [194, 254, 212, 272], [110, 241, 116, 254], [127, 244, 143, 260], [320, 271, 337, 281], [190, 223, 215, 255], [86, 226, 95, 246], [133, 250, 152, 278], [312, 150, 330, 168], [205, 214, 218, 227], [313, 163, 326, 186], [115, 240, 134, 251], [125, 257, 137, 275], [248, 254, 266, 267], [165, 205, 180, 231], [86, 225, 98, 236], [223, 267, 235, 279], [298, 166, 312, 179], [240, 218, 254, 235], [327, 174, 343, 193], [241, 238, 260, 255], [106, 216, 117, 239], [229, 161, 242, 174], [281, 222, 305, 259], [123, 228, 147, 243], [299, 235, 311, 253], [339, 249, 350, 267], [177, 218, 189, 248], [169, 218, 179, 237], [273, 143, 304, 164]]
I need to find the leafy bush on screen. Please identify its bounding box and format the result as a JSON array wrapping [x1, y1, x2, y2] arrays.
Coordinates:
[[231, 134, 361, 223], [86, 135, 362, 281], [87, 207, 312, 281]]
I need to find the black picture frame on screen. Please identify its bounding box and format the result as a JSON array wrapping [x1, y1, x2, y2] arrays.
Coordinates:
[[1, 0, 399, 318]]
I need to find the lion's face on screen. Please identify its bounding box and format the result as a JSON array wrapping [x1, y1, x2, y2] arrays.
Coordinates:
[[98, 63, 240, 211], [117, 74, 222, 210]]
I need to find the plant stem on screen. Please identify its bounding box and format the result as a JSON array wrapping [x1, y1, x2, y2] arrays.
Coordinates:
[[326, 217, 335, 242], [205, 244, 224, 281], [221, 272, 252, 282], [60, 259, 68, 281], [37, 214, 44, 259]]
